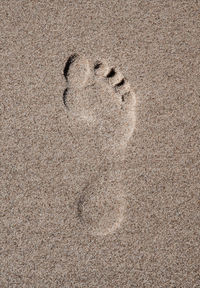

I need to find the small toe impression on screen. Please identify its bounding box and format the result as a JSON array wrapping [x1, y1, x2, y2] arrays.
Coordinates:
[[115, 79, 130, 94], [64, 54, 90, 89], [106, 68, 116, 78], [106, 68, 124, 87], [94, 60, 110, 77], [114, 78, 136, 109]]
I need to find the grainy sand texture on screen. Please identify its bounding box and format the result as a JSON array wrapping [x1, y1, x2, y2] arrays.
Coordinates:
[[1, 0, 200, 287]]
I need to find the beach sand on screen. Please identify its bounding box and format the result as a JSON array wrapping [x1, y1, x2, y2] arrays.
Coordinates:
[[1, 0, 199, 287]]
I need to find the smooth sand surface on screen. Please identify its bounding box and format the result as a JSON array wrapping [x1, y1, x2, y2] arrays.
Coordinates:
[[1, 1, 199, 287]]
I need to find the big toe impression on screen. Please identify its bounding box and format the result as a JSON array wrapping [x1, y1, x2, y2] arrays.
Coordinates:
[[64, 54, 90, 89]]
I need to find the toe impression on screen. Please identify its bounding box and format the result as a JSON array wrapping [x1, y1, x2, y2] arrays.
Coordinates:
[[64, 54, 90, 90], [94, 60, 110, 77], [107, 69, 124, 86]]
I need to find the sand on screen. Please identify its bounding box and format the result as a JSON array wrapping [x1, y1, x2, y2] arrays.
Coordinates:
[[1, 0, 199, 287]]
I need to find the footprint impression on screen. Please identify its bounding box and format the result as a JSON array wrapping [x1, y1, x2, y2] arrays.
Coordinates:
[[63, 54, 136, 236]]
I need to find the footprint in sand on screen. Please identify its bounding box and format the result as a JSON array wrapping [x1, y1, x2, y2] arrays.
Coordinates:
[[63, 54, 136, 236]]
